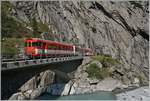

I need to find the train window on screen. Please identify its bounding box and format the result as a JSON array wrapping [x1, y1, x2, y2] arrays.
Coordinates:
[[29, 42, 31, 47], [38, 42, 41, 47], [48, 45, 54, 49], [32, 42, 38, 47]]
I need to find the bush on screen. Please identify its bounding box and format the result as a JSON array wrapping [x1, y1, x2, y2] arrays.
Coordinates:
[[86, 63, 111, 80], [91, 55, 120, 67]]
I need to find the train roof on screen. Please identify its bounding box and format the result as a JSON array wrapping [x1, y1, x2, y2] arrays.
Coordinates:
[[24, 38, 93, 51]]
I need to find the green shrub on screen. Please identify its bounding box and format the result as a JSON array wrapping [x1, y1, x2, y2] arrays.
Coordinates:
[[86, 55, 120, 79], [91, 55, 120, 67], [86, 63, 111, 80]]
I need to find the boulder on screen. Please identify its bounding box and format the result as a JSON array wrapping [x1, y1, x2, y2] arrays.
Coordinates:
[[122, 76, 131, 85], [133, 78, 140, 84], [61, 83, 71, 96], [19, 70, 55, 92], [9, 92, 26, 100], [19, 76, 37, 92], [39, 70, 55, 87], [9, 87, 46, 100], [96, 77, 122, 91], [69, 85, 76, 95], [30, 87, 46, 99]]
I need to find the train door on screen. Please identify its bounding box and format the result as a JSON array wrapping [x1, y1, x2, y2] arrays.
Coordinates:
[[44, 43, 48, 56], [73, 46, 76, 55], [42, 42, 47, 55], [24, 40, 33, 58]]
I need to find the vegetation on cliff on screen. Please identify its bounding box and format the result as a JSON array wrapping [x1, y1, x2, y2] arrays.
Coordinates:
[[1, 1, 32, 38], [1, 1, 48, 57], [91, 55, 120, 67], [86, 63, 111, 80], [1, 38, 24, 58], [86, 55, 120, 80]]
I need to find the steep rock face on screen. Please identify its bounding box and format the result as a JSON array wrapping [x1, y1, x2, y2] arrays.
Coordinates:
[[8, 1, 149, 79], [9, 70, 55, 100]]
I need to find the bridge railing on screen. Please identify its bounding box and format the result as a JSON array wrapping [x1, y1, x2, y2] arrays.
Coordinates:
[[2, 56, 83, 71]]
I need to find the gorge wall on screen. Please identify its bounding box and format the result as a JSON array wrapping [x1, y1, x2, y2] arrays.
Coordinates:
[[2, 1, 149, 100], [2, 0, 149, 86], [6, 0, 149, 79]]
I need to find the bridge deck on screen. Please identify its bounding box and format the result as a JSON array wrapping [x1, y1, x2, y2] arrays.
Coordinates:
[[2, 56, 83, 71]]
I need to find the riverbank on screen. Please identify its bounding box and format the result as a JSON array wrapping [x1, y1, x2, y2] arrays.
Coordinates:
[[36, 85, 150, 100], [116, 86, 150, 100]]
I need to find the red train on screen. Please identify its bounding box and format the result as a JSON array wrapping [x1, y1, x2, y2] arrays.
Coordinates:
[[24, 38, 93, 58]]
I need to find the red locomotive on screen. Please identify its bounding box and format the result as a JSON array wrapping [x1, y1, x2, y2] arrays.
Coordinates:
[[24, 38, 93, 58]]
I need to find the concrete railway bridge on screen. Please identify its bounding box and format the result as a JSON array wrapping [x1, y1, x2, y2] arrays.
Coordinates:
[[1, 56, 83, 99]]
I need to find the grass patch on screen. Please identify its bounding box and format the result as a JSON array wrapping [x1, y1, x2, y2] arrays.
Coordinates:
[[86, 63, 111, 80]]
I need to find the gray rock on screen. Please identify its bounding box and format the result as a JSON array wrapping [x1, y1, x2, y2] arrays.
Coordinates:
[[9, 92, 27, 100], [61, 83, 71, 96], [116, 86, 150, 100], [96, 77, 122, 91], [19, 76, 37, 92], [87, 78, 99, 85], [122, 76, 131, 85], [133, 77, 140, 84], [30, 87, 46, 99], [59, 80, 75, 96], [9, 92, 22, 100], [39, 70, 55, 87], [69, 83, 76, 95], [19, 70, 55, 92]]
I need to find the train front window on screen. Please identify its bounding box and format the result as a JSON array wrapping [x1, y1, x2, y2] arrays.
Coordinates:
[[29, 42, 31, 47]]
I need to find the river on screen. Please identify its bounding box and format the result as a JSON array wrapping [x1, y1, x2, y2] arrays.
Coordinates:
[[36, 91, 116, 100]]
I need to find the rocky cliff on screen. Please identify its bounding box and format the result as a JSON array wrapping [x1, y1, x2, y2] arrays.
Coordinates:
[[2, 1, 149, 99], [6, 0, 149, 80]]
